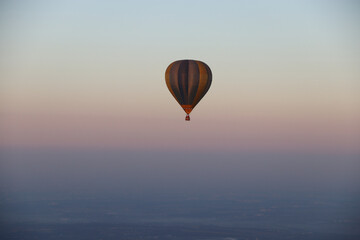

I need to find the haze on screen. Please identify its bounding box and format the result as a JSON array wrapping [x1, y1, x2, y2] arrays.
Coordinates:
[[0, 1, 359, 239]]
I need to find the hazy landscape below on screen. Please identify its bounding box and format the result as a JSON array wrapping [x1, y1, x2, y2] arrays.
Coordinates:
[[1, 149, 359, 239]]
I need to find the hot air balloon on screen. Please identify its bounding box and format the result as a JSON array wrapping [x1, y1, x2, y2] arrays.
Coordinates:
[[165, 60, 212, 121]]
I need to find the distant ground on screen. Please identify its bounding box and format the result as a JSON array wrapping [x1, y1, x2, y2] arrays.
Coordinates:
[[1, 192, 359, 240]]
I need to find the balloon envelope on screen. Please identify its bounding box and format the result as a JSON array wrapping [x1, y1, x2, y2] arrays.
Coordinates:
[[165, 60, 212, 120]]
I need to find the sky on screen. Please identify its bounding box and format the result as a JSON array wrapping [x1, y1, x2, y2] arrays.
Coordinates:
[[0, 1, 360, 198]]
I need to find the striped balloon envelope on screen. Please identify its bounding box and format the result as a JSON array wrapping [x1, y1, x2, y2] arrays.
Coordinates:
[[165, 60, 212, 121]]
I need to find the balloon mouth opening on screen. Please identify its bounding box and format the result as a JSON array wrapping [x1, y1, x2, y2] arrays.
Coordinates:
[[181, 105, 193, 114]]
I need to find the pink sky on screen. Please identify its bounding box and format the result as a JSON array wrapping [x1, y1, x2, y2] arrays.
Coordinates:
[[1, 1, 359, 155]]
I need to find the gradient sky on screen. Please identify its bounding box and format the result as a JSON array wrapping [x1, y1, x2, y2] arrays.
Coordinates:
[[0, 1, 360, 214], [1, 0, 359, 154]]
